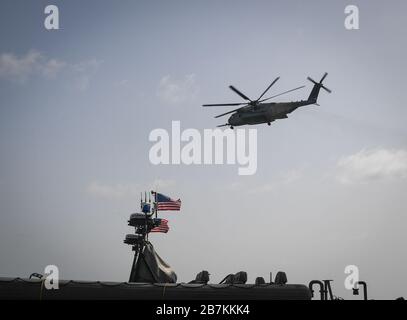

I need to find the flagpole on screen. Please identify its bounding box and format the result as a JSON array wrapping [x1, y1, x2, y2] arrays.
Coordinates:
[[155, 189, 158, 219], [144, 190, 148, 241], [140, 192, 142, 210]]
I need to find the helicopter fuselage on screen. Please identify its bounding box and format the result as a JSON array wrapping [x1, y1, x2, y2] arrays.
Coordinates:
[[228, 100, 311, 126]]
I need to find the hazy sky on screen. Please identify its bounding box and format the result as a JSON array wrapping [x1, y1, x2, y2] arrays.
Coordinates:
[[1, 0, 406, 299]]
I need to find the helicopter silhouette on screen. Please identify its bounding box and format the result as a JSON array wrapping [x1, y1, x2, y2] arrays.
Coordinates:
[[203, 73, 331, 129]]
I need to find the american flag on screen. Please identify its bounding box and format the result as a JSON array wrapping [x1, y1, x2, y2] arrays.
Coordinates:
[[150, 219, 169, 233], [152, 191, 181, 211]]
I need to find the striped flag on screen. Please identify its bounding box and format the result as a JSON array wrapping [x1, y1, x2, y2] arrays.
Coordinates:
[[150, 219, 169, 233], [151, 191, 181, 211]]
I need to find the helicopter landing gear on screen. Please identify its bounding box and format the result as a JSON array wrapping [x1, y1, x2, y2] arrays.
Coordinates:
[[267, 122, 271, 126]]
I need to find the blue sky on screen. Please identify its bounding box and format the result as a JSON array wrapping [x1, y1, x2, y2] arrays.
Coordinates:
[[1, 0, 407, 299]]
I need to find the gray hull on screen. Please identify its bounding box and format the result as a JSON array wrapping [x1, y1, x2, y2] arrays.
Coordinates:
[[0, 277, 311, 300]]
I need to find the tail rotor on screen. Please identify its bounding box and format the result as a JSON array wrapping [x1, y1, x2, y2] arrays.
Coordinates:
[[306, 72, 331, 104], [307, 72, 332, 93]]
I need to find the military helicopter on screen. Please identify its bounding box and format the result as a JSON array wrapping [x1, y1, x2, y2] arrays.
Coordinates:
[[203, 73, 331, 128]]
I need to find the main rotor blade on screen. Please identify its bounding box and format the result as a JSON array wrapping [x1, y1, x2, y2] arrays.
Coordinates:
[[214, 107, 243, 118], [260, 85, 306, 102], [202, 103, 247, 107], [229, 85, 251, 101], [257, 77, 280, 101]]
